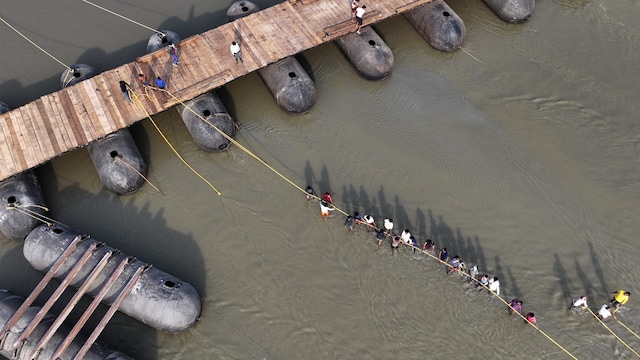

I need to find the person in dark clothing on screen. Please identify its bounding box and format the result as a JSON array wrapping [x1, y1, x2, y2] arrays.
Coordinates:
[[119, 80, 132, 103]]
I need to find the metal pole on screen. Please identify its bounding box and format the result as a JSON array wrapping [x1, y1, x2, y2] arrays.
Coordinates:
[[27, 251, 112, 359], [72, 265, 145, 360], [48, 257, 130, 360], [10, 242, 97, 350], [0, 236, 82, 341]]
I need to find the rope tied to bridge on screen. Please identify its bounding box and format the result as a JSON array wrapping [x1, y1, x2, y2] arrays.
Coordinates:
[[0, 16, 72, 71]]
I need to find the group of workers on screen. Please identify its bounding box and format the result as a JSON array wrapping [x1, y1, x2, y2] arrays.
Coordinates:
[[306, 186, 632, 329], [570, 291, 632, 321]]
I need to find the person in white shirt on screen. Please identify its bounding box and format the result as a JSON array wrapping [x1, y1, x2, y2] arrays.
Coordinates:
[[354, 5, 366, 34], [467, 265, 479, 284], [230, 41, 243, 63], [319, 200, 334, 218], [488, 276, 500, 296], [350, 0, 359, 22], [400, 229, 411, 244], [569, 296, 588, 310], [363, 214, 375, 231], [383, 218, 393, 235], [598, 304, 614, 320]]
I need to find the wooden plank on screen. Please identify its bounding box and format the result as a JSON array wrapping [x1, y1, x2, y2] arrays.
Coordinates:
[[93, 73, 125, 130], [238, 17, 275, 66], [278, 5, 318, 50], [9, 108, 40, 168], [0, 115, 17, 176], [186, 36, 221, 77], [73, 83, 106, 140], [164, 70, 232, 107], [21, 104, 54, 164], [82, 80, 116, 133], [395, 0, 433, 14], [254, 11, 296, 58], [4, 111, 28, 171], [49, 92, 79, 149], [58, 88, 89, 146], [282, 3, 324, 45], [179, 37, 211, 82], [17, 105, 45, 166], [35, 98, 62, 155]]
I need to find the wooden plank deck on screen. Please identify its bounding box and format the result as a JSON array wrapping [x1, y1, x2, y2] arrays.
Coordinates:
[[0, 0, 433, 181]]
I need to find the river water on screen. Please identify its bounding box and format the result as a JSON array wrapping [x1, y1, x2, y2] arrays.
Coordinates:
[[2, 0, 640, 359]]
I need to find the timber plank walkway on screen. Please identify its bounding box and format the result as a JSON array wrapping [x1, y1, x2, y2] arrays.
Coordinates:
[[0, 0, 434, 181]]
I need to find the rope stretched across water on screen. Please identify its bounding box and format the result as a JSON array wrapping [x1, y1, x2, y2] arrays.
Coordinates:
[[587, 308, 640, 358], [0, 16, 72, 71], [128, 87, 222, 195], [617, 318, 640, 342], [81, 0, 161, 34], [113, 157, 162, 194]]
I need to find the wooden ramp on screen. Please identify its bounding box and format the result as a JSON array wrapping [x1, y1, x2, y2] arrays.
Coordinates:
[[0, 0, 433, 181]]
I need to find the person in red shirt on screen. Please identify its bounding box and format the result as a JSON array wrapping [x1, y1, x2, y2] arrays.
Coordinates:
[[525, 313, 538, 327], [322, 192, 333, 204]]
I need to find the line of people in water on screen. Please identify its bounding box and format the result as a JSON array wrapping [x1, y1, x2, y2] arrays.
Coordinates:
[[306, 186, 631, 328]]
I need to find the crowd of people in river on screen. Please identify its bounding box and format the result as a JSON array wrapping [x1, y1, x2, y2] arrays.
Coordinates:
[[305, 186, 632, 328]]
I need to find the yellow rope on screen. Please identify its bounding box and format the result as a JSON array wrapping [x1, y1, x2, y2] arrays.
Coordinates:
[[402, 241, 582, 358], [113, 157, 163, 194], [587, 308, 640, 358], [162, 89, 314, 199], [81, 0, 160, 34], [130, 89, 221, 195], [457, 45, 483, 64], [0, 16, 72, 71], [617, 319, 640, 342]]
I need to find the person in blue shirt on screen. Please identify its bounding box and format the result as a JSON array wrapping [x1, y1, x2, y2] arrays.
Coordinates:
[[155, 76, 166, 89], [344, 216, 354, 231], [353, 212, 364, 225], [447, 255, 461, 274], [305, 185, 317, 201], [409, 236, 418, 253], [375, 228, 386, 246], [438, 247, 449, 263]]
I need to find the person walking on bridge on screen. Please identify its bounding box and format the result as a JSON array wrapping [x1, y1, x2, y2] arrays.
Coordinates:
[[230, 41, 243, 63], [354, 5, 366, 34], [119, 80, 132, 103], [168, 42, 179, 66], [350, 0, 359, 22]]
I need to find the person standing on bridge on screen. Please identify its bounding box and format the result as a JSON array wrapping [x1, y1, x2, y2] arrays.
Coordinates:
[[350, 0, 359, 22], [119, 80, 132, 103], [230, 41, 243, 64], [354, 5, 366, 34], [168, 42, 179, 66]]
